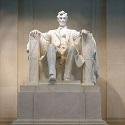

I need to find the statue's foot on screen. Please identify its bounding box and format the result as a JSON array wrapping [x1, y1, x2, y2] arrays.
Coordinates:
[[49, 74, 56, 84], [64, 77, 71, 82]]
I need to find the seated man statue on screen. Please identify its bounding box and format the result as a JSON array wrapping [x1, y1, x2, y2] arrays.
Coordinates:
[[27, 10, 99, 85]]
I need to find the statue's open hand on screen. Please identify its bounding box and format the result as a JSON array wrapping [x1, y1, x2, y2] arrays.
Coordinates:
[[29, 30, 41, 39]]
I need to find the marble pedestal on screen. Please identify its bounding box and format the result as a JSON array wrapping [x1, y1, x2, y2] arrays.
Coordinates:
[[12, 83, 107, 125]]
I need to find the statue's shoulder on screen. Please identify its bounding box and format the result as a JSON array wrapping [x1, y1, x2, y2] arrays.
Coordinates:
[[48, 29, 57, 33], [67, 29, 79, 35], [68, 28, 78, 32]]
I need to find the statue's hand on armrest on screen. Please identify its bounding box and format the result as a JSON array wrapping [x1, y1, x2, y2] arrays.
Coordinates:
[[29, 29, 42, 40], [81, 29, 90, 35]]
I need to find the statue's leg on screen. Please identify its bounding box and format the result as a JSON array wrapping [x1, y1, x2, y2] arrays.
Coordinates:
[[64, 47, 77, 80], [47, 44, 56, 82]]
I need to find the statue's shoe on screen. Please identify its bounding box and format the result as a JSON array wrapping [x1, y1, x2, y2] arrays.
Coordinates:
[[64, 78, 71, 82], [49, 75, 56, 84]]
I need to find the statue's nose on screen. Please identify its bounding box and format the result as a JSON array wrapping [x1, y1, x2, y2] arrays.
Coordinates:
[[61, 20, 65, 22]]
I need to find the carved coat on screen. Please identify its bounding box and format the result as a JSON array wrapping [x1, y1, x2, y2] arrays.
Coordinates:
[[27, 27, 99, 85]]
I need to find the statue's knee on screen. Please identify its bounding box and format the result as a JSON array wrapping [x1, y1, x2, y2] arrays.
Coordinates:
[[48, 44, 56, 50], [48, 44, 55, 48], [68, 47, 76, 54]]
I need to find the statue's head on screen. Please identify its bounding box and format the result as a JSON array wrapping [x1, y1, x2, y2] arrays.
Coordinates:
[[57, 10, 68, 27]]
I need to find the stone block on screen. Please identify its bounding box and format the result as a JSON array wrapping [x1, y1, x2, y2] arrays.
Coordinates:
[[12, 83, 108, 125]]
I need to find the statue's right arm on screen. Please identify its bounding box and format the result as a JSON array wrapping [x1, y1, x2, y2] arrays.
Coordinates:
[[27, 30, 51, 61], [39, 31, 51, 61], [27, 29, 51, 51]]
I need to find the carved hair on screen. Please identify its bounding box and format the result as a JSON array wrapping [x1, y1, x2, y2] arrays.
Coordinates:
[[57, 10, 68, 19]]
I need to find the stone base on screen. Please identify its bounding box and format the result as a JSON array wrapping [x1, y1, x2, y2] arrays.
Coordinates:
[[12, 83, 108, 125], [13, 119, 107, 125]]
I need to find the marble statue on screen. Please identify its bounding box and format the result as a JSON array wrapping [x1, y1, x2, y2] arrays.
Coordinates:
[[27, 10, 99, 85]]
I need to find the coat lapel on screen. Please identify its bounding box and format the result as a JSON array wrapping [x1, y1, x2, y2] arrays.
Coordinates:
[[55, 29, 61, 41]]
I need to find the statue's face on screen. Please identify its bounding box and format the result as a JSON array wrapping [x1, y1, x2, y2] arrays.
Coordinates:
[[57, 15, 68, 27]]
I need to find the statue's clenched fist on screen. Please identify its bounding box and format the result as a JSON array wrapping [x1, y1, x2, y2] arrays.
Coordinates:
[[81, 29, 90, 35]]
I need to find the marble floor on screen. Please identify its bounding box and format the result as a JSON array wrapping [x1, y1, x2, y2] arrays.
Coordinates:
[[108, 122, 125, 125], [0, 121, 125, 125]]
